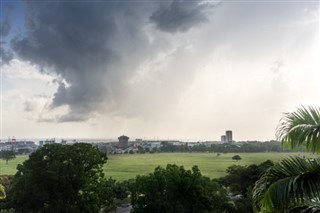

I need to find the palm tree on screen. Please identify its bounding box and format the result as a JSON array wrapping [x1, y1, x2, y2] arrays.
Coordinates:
[[277, 106, 320, 154], [253, 106, 320, 212]]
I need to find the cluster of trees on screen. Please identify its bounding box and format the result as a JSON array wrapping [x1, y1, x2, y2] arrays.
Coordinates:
[[155, 140, 291, 154], [211, 141, 285, 153], [116, 140, 299, 155], [131, 164, 232, 212], [1, 144, 116, 212], [219, 160, 274, 212]]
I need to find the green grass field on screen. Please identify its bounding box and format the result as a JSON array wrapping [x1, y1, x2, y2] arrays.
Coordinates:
[[0, 155, 29, 175], [1, 152, 317, 181]]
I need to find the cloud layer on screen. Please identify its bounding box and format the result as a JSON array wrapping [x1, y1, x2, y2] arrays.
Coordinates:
[[0, 4, 13, 64], [1, 0, 318, 140], [150, 0, 213, 33], [11, 0, 215, 122]]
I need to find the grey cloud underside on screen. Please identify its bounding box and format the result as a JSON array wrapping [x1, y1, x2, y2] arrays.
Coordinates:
[[11, 0, 214, 122], [12, 2, 129, 122], [0, 17, 11, 37], [1, 11, 13, 64], [0, 45, 13, 64], [150, 0, 211, 33]]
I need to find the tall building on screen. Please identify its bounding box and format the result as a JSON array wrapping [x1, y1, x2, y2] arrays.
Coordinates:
[[226, 130, 233, 142], [221, 135, 226, 142], [118, 135, 129, 149]]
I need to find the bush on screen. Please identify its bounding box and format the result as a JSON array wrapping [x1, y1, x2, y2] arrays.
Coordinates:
[[232, 155, 242, 161]]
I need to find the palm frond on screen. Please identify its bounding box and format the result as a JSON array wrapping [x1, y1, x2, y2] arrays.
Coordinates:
[[292, 201, 320, 213], [276, 106, 320, 153], [253, 156, 320, 212]]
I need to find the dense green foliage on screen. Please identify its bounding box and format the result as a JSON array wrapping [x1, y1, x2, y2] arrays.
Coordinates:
[[0, 151, 16, 165], [253, 106, 320, 212], [220, 160, 274, 212], [5, 143, 112, 213], [131, 164, 232, 213]]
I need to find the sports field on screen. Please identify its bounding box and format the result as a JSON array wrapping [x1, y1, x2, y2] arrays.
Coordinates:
[[0, 152, 316, 181]]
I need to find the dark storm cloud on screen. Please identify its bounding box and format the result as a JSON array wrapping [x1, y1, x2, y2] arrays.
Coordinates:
[[0, 17, 11, 37], [1, 5, 13, 64], [150, 0, 214, 33], [11, 0, 215, 122], [0, 45, 13, 64], [0, 2, 15, 37], [12, 1, 135, 121]]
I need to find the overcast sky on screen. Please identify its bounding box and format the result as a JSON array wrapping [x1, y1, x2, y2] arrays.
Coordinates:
[[0, 0, 319, 141]]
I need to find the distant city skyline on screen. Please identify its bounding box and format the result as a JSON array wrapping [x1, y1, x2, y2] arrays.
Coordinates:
[[0, 0, 319, 141]]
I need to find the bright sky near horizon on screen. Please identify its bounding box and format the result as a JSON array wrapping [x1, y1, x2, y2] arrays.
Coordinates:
[[0, 0, 319, 141]]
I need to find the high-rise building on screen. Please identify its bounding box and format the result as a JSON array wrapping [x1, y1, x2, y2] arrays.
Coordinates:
[[226, 130, 233, 142], [221, 135, 226, 142]]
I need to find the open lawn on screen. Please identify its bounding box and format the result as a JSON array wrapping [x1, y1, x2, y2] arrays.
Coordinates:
[[1, 152, 317, 181], [0, 155, 29, 175], [104, 152, 317, 181]]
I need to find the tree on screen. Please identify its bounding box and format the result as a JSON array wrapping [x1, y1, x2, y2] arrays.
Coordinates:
[[7, 143, 112, 213], [221, 160, 274, 197], [219, 160, 274, 213], [0, 150, 15, 164], [131, 164, 232, 213], [253, 106, 320, 212], [232, 155, 242, 161]]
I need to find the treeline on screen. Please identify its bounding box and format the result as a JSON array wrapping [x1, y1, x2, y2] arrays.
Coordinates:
[[152, 141, 301, 153]]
